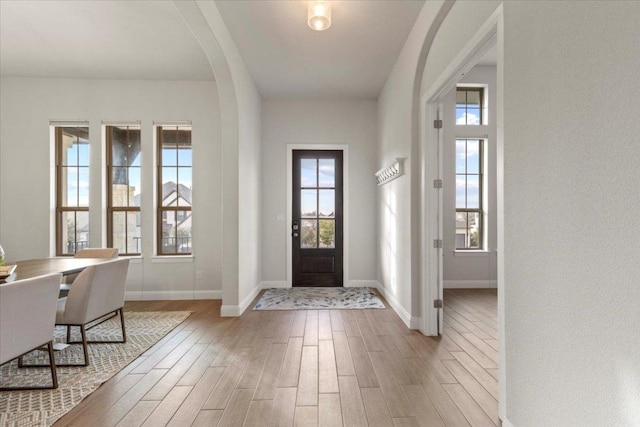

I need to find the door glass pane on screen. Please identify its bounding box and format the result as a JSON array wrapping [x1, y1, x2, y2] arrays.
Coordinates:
[[466, 140, 480, 174], [467, 175, 480, 208], [177, 168, 193, 207], [318, 219, 335, 248], [301, 190, 317, 218], [319, 190, 335, 218], [112, 211, 127, 254], [468, 212, 481, 248], [301, 159, 317, 187], [78, 167, 90, 207], [456, 175, 466, 208], [161, 210, 177, 253], [456, 140, 466, 173], [300, 220, 317, 249], [318, 159, 335, 187]]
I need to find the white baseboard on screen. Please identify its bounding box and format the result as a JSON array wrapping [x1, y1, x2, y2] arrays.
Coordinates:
[[125, 290, 222, 301], [444, 279, 497, 289], [375, 284, 413, 329], [220, 284, 262, 317], [260, 280, 288, 289]]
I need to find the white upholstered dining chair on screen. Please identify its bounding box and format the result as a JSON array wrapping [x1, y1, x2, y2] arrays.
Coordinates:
[[60, 247, 119, 296], [0, 273, 62, 390], [74, 248, 119, 259], [55, 258, 130, 366]]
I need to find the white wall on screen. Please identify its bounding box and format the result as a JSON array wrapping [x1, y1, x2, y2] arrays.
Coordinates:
[[0, 77, 222, 299], [377, 0, 448, 325], [442, 65, 498, 287], [419, 0, 640, 424], [180, 0, 263, 313], [502, 2, 640, 425], [261, 100, 377, 285]]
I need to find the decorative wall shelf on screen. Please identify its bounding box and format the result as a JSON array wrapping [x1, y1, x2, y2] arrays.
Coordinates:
[[375, 158, 404, 186]]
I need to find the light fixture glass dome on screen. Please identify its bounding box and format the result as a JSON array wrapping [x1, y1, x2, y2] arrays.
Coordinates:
[[308, 1, 331, 31]]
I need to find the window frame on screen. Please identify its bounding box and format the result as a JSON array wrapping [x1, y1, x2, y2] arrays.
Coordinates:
[[106, 125, 142, 256], [456, 87, 484, 125], [455, 138, 484, 250], [156, 125, 193, 256], [55, 126, 90, 256]]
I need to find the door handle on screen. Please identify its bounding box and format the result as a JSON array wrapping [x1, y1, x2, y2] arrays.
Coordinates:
[[292, 220, 299, 231]]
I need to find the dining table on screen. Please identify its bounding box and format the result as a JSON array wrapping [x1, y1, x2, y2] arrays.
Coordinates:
[[0, 257, 112, 282]]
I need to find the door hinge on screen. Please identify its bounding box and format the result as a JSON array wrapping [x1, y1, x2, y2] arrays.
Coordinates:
[[434, 299, 443, 309], [433, 239, 443, 249], [433, 119, 443, 129], [433, 179, 443, 189]]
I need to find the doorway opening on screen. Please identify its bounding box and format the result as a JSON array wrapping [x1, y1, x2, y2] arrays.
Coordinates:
[[420, 4, 505, 419]]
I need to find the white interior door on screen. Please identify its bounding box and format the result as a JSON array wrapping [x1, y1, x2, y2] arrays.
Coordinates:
[[436, 105, 445, 334]]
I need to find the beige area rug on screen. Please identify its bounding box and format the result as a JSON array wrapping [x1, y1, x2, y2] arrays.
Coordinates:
[[253, 287, 386, 310], [0, 311, 191, 427]]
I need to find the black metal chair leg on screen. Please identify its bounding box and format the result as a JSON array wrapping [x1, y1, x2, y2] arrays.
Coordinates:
[[119, 308, 127, 343], [80, 324, 89, 366], [47, 341, 58, 389]]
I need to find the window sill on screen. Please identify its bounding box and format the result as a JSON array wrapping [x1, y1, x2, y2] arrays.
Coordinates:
[[150, 256, 194, 264], [454, 250, 491, 257]]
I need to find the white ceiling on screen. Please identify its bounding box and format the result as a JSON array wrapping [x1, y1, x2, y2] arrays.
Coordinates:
[[215, 1, 426, 98], [0, 0, 426, 98], [0, 1, 214, 81]]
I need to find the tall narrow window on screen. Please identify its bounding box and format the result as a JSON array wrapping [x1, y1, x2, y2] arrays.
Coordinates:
[[106, 125, 141, 255], [55, 126, 90, 255], [456, 87, 484, 125], [157, 125, 192, 255], [456, 139, 484, 249]]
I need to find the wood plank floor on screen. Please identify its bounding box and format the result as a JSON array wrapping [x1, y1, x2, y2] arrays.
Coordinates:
[[55, 288, 498, 426]]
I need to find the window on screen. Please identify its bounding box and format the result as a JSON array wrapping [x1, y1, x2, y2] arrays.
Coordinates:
[[106, 125, 142, 255], [157, 125, 192, 255], [456, 139, 483, 249], [55, 127, 90, 255], [456, 87, 484, 125], [299, 157, 336, 249]]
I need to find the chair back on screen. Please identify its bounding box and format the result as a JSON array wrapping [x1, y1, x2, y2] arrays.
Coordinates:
[[64, 259, 130, 324], [0, 273, 62, 364], [74, 248, 118, 259]]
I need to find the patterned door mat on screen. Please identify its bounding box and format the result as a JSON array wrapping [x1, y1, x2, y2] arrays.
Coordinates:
[[253, 287, 385, 310], [0, 311, 191, 427]]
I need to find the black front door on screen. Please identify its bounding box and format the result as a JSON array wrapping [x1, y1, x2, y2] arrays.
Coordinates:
[[292, 150, 343, 287]]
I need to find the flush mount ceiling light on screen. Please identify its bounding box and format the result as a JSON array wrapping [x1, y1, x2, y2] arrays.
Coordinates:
[[308, 1, 331, 31]]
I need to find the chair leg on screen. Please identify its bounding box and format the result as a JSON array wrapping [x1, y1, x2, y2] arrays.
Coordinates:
[[119, 308, 127, 343], [67, 325, 71, 343], [80, 324, 89, 366], [47, 341, 58, 389], [0, 341, 58, 391]]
